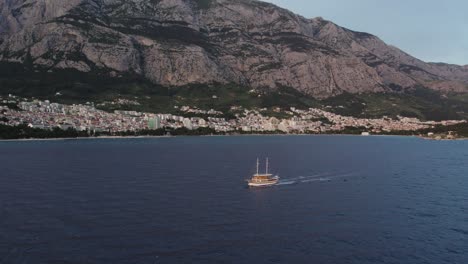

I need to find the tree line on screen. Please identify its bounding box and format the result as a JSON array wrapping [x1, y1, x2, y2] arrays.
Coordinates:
[[0, 124, 219, 140]]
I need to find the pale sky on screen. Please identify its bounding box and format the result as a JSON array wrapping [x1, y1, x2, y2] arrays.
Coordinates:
[[264, 0, 468, 65]]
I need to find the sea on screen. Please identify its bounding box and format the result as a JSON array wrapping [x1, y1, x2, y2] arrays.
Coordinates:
[[0, 135, 467, 264]]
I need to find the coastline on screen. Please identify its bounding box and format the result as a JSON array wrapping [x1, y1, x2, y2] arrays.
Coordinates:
[[2, 133, 462, 143], [0, 135, 174, 142]]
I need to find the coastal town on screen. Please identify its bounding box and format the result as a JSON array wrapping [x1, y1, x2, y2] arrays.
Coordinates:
[[0, 94, 465, 136]]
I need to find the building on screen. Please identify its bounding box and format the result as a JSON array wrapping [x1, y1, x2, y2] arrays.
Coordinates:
[[148, 116, 162, 130], [182, 118, 193, 130]]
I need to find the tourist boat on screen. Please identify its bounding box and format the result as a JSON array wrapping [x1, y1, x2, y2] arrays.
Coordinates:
[[247, 158, 279, 187]]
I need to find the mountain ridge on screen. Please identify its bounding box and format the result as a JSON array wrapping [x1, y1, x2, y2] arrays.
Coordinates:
[[0, 0, 467, 99]]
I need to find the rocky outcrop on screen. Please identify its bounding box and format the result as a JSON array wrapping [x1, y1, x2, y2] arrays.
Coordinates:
[[1, 0, 467, 98]]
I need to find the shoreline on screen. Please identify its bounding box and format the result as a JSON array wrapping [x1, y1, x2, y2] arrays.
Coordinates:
[[0, 135, 173, 142], [2, 133, 463, 142]]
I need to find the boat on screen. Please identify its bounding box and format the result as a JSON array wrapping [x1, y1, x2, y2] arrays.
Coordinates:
[[247, 158, 279, 187]]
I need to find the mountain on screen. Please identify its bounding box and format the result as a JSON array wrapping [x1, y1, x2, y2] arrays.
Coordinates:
[[0, 0, 467, 100]]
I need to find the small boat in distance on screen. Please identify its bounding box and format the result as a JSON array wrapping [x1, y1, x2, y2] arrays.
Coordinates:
[[247, 158, 279, 187]]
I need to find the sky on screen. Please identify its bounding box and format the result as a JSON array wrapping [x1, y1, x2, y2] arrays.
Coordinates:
[[264, 0, 468, 65]]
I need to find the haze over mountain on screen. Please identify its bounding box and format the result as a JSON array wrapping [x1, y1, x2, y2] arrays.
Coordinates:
[[1, 0, 467, 99]]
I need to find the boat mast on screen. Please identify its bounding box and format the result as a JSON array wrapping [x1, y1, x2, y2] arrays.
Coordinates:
[[256, 158, 259, 175], [266, 157, 269, 174]]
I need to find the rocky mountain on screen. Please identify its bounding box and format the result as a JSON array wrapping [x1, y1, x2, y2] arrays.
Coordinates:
[[0, 0, 467, 98]]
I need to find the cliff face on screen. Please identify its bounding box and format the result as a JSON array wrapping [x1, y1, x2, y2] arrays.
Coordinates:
[[1, 0, 467, 98]]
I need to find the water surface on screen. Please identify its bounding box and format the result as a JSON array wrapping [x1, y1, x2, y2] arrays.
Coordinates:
[[0, 135, 467, 263]]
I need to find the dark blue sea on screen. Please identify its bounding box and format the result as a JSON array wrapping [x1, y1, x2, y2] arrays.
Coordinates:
[[0, 135, 467, 264]]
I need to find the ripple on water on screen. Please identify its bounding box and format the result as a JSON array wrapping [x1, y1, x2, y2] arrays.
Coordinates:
[[0, 136, 468, 264]]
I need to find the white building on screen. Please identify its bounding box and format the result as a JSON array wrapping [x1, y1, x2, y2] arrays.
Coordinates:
[[183, 118, 193, 130]]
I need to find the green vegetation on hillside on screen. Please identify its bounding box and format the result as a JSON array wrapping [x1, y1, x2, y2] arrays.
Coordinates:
[[0, 124, 219, 140], [418, 122, 468, 137], [323, 88, 468, 121], [1, 61, 468, 121], [0, 124, 89, 139], [195, 0, 214, 9], [0, 62, 321, 114]]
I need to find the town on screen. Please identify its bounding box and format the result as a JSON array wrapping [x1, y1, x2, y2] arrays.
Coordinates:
[[0, 94, 465, 136]]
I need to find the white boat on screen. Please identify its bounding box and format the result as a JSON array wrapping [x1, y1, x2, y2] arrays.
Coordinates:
[[247, 158, 279, 187]]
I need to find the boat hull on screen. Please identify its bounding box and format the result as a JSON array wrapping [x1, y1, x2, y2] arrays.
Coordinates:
[[247, 176, 279, 187]]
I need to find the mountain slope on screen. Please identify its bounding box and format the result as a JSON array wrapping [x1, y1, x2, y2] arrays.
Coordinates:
[[0, 0, 467, 99]]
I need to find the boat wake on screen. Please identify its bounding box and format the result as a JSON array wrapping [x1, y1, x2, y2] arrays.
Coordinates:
[[276, 172, 358, 186], [275, 180, 296, 186]]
